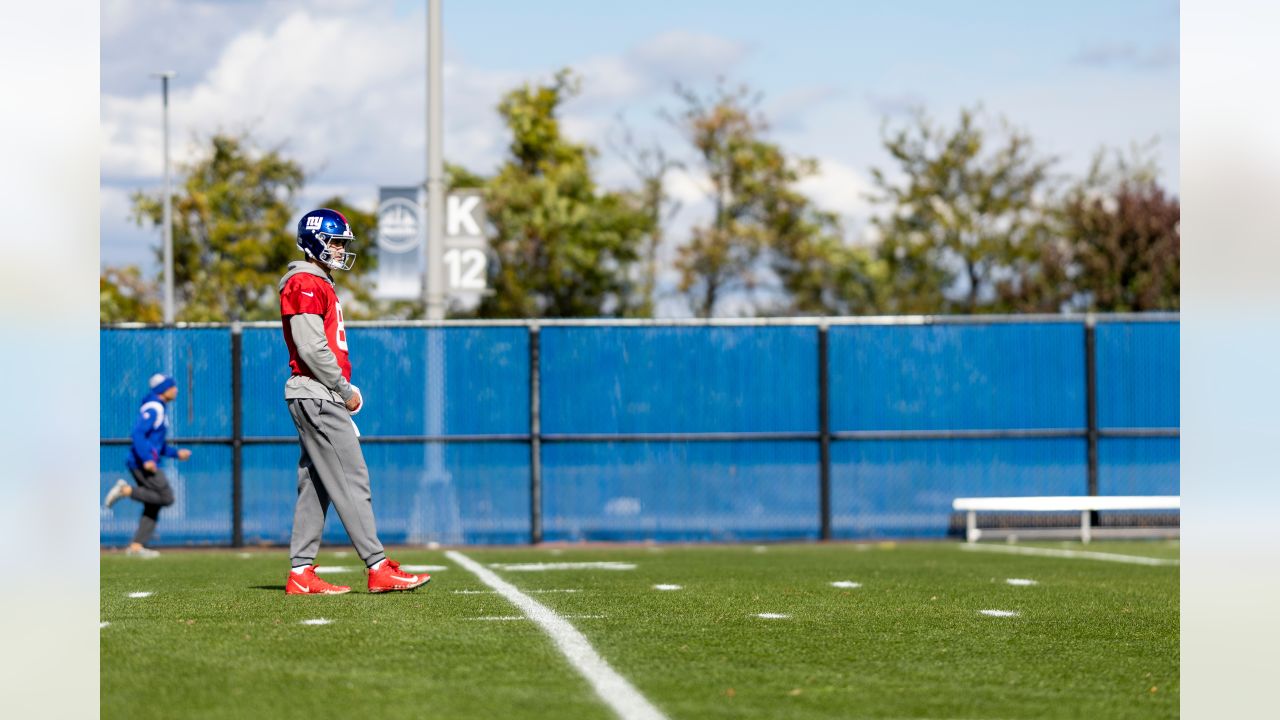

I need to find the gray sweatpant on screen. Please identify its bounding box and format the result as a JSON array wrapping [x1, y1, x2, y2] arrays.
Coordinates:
[[287, 398, 386, 569], [128, 465, 174, 546]]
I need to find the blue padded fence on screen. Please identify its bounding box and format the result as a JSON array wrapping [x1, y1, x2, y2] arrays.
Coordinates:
[[100, 316, 1179, 546]]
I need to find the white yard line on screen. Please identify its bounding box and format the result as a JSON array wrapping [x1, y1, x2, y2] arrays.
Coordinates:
[[487, 562, 635, 572], [446, 551, 667, 720], [979, 609, 1019, 618], [469, 614, 605, 621], [960, 543, 1179, 566]]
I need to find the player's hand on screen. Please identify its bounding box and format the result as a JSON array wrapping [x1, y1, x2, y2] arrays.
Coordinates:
[[143, 460, 158, 472], [177, 449, 192, 461], [345, 387, 363, 414]]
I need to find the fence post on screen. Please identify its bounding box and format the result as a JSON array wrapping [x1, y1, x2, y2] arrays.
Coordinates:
[[230, 322, 244, 548], [1084, 315, 1100, 526], [819, 323, 832, 541], [529, 324, 542, 545]]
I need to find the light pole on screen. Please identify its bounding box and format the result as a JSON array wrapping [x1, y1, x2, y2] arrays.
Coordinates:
[[424, 0, 445, 320], [152, 71, 177, 325]]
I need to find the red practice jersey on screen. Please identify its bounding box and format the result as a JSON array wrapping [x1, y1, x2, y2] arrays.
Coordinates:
[[279, 273, 352, 381]]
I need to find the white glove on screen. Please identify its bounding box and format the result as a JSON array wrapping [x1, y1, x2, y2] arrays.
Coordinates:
[[348, 384, 364, 415]]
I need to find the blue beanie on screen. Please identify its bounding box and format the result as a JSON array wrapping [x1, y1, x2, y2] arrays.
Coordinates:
[[149, 373, 176, 395]]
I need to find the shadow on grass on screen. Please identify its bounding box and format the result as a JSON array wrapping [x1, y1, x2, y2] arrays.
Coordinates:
[[250, 585, 286, 591]]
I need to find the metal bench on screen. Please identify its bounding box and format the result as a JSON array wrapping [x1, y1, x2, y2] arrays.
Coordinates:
[[952, 496, 1181, 543]]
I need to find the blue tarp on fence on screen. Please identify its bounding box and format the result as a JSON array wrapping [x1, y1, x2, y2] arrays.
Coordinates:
[[100, 317, 1179, 546]]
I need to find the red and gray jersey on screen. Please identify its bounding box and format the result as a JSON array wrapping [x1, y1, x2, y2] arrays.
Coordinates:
[[279, 263, 351, 382]]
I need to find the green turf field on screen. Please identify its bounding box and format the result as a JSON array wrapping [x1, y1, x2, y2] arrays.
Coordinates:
[[101, 541, 1179, 719]]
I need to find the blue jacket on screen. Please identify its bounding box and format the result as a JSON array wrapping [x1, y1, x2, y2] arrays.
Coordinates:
[[127, 391, 180, 470]]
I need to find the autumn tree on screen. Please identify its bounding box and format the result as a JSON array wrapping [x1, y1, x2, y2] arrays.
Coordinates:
[[1058, 149, 1179, 311], [869, 108, 1060, 314], [470, 70, 653, 318], [100, 266, 162, 323], [120, 133, 380, 322], [128, 134, 304, 321], [670, 81, 883, 317], [608, 119, 681, 317]]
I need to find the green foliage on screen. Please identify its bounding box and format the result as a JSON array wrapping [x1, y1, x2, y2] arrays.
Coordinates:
[[125, 134, 382, 322], [1059, 150, 1179, 311], [100, 265, 162, 323], [473, 70, 653, 318], [870, 108, 1060, 314], [129, 134, 305, 321], [609, 120, 682, 318], [669, 82, 773, 316], [670, 82, 884, 317], [105, 82, 1177, 323]]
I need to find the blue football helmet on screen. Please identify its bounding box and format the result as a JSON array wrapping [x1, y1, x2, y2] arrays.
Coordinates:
[[297, 208, 357, 270]]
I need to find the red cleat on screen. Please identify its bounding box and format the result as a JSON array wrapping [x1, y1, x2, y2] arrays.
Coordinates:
[[285, 565, 351, 595], [367, 558, 431, 593]]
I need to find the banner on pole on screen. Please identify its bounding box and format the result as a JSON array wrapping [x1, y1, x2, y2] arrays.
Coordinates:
[[374, 186, 425, 300], [374, 186, 490, 302]]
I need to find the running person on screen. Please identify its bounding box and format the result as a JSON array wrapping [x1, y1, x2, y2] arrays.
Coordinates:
[[103, 373, 193, 557], [277, 208, 431, 595]]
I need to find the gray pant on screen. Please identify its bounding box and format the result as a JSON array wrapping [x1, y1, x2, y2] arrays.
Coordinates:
[[128, 465, 174, 546], [287, 398, 386, 568]]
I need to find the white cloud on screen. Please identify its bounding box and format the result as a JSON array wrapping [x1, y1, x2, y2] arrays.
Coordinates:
[[796, 158, 874, 219], [100, 185, 153, 270], [574, 29, 749, 110], [629, 29, 749, 81], [768, 85, 843, 132], [667, 168, 713, 207], [100, 12, 751, 192], [101, 6, 756, 310], [1072, 42, 1179, 70]]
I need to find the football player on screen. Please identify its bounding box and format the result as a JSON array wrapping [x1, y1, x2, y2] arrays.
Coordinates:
[[277, 208, 431, 595], [103, 373, 193, 557]]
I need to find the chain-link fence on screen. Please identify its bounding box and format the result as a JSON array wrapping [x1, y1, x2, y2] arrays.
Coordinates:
[[99, 315, 1179, 546]]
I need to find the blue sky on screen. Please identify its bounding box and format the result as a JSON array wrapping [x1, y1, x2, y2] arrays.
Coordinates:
[[101, 0, 1178, 313]]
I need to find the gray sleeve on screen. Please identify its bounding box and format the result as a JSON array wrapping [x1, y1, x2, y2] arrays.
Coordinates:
[[289, 314, 355, 401]]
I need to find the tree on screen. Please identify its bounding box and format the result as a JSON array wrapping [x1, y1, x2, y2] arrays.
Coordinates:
[[128, 133, 382, 322], [608, 118, 681, 318], [670, 81, 883, 317], [1059, 150, 1179, 311], [100, 265, 162, 323], [130, 134, 305, 321], [668, 82, 771, 316], [775, 233, 890, 316], [869, 108, 1060, 314], [472, 70, 653, 318]]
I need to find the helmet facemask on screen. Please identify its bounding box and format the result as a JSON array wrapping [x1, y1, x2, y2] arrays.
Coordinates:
[[315, 232, 357, 271]]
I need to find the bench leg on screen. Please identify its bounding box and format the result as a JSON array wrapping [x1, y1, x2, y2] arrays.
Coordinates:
[[966, 510, 977, 543], [1081, 510, 1092, 544]]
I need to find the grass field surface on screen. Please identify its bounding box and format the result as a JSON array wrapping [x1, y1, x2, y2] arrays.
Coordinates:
[[101, 541, 1178, 719]]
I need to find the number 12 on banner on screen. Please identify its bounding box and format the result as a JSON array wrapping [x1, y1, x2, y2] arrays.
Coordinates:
[[443, 248, 487, 291]]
